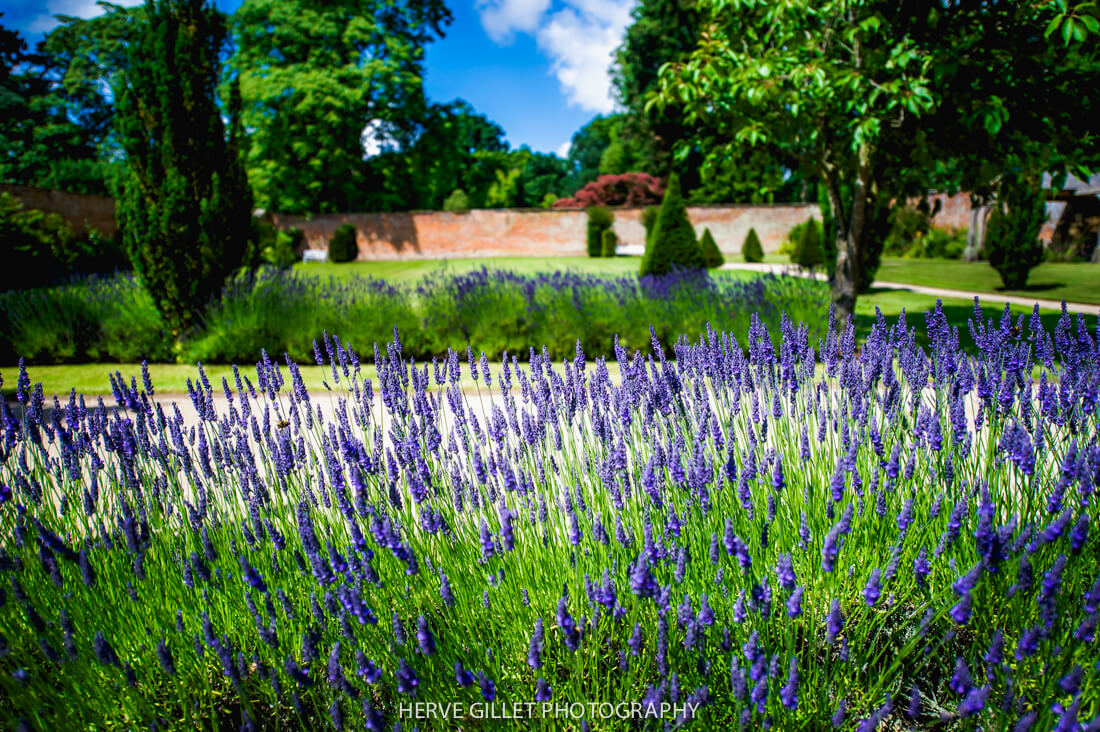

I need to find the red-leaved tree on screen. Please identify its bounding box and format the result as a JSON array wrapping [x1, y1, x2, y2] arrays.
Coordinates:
[[553, 173, 665, 208]]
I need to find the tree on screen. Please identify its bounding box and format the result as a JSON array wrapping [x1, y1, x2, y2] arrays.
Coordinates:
[[114, 0, 253, 336], [230, 0, 451, 214], [699, 227, 724, 268], [640, 173, 704, 276], [742, 228, 763, 263], [0, 17, 108, 193], [654, 0, 1100, 321], [794, 217, 825, 271], [612, 0, 804, 203], [565, 115, 619, 192], [601, 228, 618, 257], [554, 173, 665, 209], [985, 175, 1047, 289], [587, 206, 613, 258]]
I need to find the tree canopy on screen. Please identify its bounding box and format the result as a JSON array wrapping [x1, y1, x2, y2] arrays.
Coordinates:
[[654, 0, 1100, 319], [229, 0, 452, 214]]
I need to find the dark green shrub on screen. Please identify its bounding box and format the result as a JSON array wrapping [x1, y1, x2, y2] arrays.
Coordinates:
[[641, 205, 659, 247], [742, 227, 764, 263], [906, 227, 968, 259], [794, 218, 825, 270], [699, 227, 724, 268], [263, 227, 303, 269], [601, 228, 618, 257], [114, 0, 253, 335], [640, 173, 704, 276], [0, 193, 128, 290], [986, 178, 1047, 289], [781, 219, 824, 259], [587, 206, 614, 257], [443, 189, 470, 213], [884, 205, 931, 256], [328, 223, 359, 263]]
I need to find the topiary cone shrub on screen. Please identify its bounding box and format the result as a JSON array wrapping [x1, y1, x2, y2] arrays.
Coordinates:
[[327, 223, 359, 263], [743, 227, 764, 263], [986, 178, 1047, 289], [587, 206, 614, 257], [794, 217, 825, 271], [699, 227, 724, 268], [639, 172, 704, 276], [601, 228, 618, 257]]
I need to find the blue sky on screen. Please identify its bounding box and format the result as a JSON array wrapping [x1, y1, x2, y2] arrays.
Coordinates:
[[2, 0, 637, 155]]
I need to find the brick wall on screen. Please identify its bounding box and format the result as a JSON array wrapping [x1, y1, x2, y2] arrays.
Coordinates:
[[926, 192, 1062, 243], [0, 184, 117, 237], [271, 203, 822, 260]]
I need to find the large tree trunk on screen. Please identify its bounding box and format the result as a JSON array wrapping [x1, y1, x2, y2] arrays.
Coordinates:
[[824, 144, 872, 326]]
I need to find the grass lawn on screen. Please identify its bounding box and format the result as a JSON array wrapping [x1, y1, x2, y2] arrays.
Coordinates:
[[293, 256, 644, 282], [875, 256, 1100, 305]]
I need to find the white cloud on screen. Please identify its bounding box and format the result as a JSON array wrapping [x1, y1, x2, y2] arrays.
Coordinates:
[[476, 0, 634, 114], [28, 0, 143, 34], [475, 0, 553, 43], [556, 140, 571, 158]]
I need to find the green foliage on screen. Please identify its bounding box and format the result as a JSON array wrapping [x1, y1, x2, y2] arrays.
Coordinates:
[[885, 206, 969, 259], [0, 268, 830, 365], [601, 228, 618, 257], [742, 227, 764, 263], [443, 189, 470, 213], [641, 205, 659, 248], [884, 205, 931, 256], [113, 0, 253, 335], [640, 173, 704, 276], [587, 206, 614, 258], [327, 223, 358, 263], [262, 227, 302, 269], [781, 219, 823, 259], [0, 17, 111, 194], [0, 192, 126, 290], [699, 227, 724, 268], [794, 217, 825, 269], [230, 0, 452, 214], [652, 0, 1100, 318], [986, 177, 1047, 289]]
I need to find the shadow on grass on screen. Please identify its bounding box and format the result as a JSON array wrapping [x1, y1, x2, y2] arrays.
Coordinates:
[[994, 282, 1065, 294]]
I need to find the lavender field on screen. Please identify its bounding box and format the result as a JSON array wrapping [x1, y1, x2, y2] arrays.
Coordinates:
[[1, 300, 1098, 730]]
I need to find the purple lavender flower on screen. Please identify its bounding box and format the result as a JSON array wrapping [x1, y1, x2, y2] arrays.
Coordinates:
[[455, 661, 475, 686], [958, 685, 988, 717], [827, 599, 844, 644], [780, 656, 798, 709], [864, 569, 882, 607], [775, 553, 796, 590], [395, 658, 418, 696], [528, 618, 545, 669], [416, 615, 435, 656], [786, 586, 804, 618], [478, 672, 496, 701]]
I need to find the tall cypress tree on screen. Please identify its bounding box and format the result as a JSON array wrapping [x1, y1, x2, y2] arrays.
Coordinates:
[[114, 0, 252, 337]]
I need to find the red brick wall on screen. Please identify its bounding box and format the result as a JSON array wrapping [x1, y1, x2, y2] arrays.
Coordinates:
[[926, 192, 1062, 243], [271, 204, 822, 260], [0, 184, 117, 237]]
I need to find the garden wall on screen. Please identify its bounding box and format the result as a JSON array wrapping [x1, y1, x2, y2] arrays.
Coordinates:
[[270, 204, 822, 260], [0, 184, 117, 237]]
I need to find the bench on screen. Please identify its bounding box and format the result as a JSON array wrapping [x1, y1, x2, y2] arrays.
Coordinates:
[[301, 249, 327, 262]]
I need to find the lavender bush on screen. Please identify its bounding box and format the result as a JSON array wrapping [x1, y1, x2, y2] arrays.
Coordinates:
[[0, 300, 1098, 729], [0, 267, 827, 365]]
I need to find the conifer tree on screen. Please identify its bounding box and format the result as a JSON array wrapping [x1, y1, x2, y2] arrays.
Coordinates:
[[114, 0, 253, 336], [640, 173, 704, 276]]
